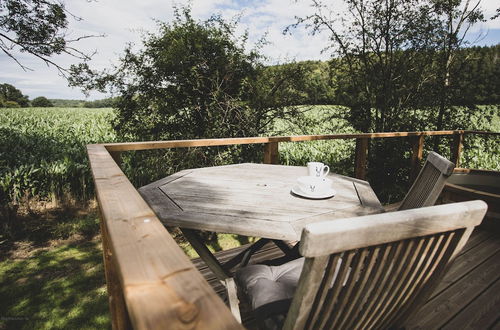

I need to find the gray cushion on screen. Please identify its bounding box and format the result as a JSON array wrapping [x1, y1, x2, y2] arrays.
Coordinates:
[[235, 257, 305, 319]]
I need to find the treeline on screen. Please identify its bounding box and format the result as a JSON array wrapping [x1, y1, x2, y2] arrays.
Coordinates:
[[50, 98, 118, 108], [0, 84, 117, 108], [270, 44, 500, 107]]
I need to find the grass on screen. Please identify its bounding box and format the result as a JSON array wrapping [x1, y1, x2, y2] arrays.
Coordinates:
[[0, 240, 109, 330]]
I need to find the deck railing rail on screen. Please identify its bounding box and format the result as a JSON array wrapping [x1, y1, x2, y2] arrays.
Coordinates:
[[87, 130, 498, 329]]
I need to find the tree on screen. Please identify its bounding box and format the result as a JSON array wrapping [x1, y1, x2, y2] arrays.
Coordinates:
[[70, 6, 303, 186], [296, 0, 445, 132], [430, 0, 485, 133], [0, 0, 99, 73], [31, 96, 54, 107], [0, 83, 29, 107], [290, 0, 485, 202], [71, 7, 301, 142]]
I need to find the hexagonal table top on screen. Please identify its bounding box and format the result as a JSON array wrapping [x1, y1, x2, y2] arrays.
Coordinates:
[[139, 163, 383, 241]]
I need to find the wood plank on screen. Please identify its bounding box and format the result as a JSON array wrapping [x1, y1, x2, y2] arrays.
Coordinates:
[[354, 138, 369, 179], [431, 232, 500, 298], [353, 181, 384, 210], [410, 135, 424, 182], [458, 228, 495, 256], [406, 249, 500, 329], [283, 256, 330, 330], [442, 278, 500, 330], [450, 133, 464, 167], [162, 210, 298, 240], [299, 201, 487, 257], [103, 130, 474, 152], [263, 142, 279, 164], [87, 144, 241, 330]]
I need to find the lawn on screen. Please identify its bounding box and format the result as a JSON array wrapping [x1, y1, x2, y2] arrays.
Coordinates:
[[0, 238, 109, 329]]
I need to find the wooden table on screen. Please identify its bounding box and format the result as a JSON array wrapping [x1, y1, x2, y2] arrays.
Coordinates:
[[139, 163, 384, 280]]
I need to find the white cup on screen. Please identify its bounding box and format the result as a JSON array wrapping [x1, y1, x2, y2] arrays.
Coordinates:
[[297, 176, 332, 195], [307, 162, 330, 178]]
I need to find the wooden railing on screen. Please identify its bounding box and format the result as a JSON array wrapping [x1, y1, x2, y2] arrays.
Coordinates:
[[88, 130, 498, 330]]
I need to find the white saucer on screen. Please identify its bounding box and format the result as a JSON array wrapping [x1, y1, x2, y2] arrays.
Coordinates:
[[291, 185, 336, 199]]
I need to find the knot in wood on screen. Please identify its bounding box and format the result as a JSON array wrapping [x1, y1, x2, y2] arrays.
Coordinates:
[[176, 302, 199, 323]]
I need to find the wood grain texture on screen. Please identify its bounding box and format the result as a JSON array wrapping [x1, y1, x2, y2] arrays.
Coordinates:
[[263, 142, 279, 164], [406, 249, 500, 329], [279, 201, 487, 330], [299, 200, 487, 257], [410, 135, 424, 182], [103, 130, 486, 152], [140, 163, 383, 241], [398, 151, 455, 211], [192, 227, 500, 330], [354, 138, 369, 179], [87, 144, 241, 330], [450, 133, 464, 167]]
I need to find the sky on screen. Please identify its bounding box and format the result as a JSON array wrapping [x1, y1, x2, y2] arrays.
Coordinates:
[[1, 0, 499, 100]]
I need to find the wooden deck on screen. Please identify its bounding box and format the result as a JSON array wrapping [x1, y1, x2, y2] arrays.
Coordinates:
[[191, 219, 500, 329]]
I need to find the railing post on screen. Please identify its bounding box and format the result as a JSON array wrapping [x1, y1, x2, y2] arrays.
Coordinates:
[[109, 151, 122, 168], [450, 132, 464, 167], [410, 135, 425, 182], [263, 142, 279, 164], [354, 138, 369, 180]]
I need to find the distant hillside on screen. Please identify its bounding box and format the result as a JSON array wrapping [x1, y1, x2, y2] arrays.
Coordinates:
[[49, 97, 117, 108], [49, 99, 86, 107]]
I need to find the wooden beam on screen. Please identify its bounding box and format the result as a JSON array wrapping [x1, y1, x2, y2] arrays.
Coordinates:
[[87, 144, 241, 330], [109, 151, 122, 168], [299, 200, 487, 257], [263, 142, 279, 164], [103, 130, 476, 152], [450, 133, 464, 167], [99, 208, 132, 330], [410, 135, 425, 182], [354, 138, 369, 180]]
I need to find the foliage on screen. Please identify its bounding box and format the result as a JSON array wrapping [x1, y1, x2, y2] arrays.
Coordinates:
[[269, 105, 356, 175], [82, 97, 117, 108], [291, 0, 493, 201], [0, 0, 98, 73], [73, 7, 300, 141], [70, 6, 304, 184], [0, 107, 116, 236], [0, 83, 29, 107], [451, 45, 500, 105], [31, 96, 53, 107], [49, 99, 86, 107], [264, 61, 335, 105]]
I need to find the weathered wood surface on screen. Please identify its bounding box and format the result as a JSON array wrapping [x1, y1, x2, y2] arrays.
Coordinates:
[[87, 144, 241, 330], [263, 142, 279, 164], [104, 130, 474, 152], [139, 163, 384, 241], [282, 201, 487, 330], [354, 138, 369, 179], [410, 135, 424, 181], [299, 200, 486, 257], [450, 133, 464, 167], [194, 225, 500, 330], [398, 151, 455, 211]]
